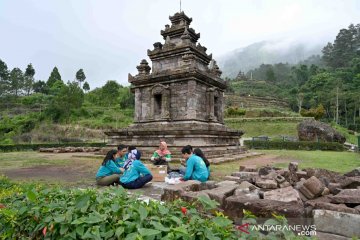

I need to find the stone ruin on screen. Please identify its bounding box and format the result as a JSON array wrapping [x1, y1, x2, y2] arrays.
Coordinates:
[[161, 165, 360, 239], [105, 12, 244, 161], [298, 119, 346, 144]]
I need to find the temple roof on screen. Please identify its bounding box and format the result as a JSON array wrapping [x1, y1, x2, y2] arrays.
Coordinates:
[[160, 11, 200, 43]]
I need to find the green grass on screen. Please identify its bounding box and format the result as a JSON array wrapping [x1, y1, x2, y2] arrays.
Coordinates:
[[331, 123, 358, 145], [225, 120, 298, 137], [258, 150, 360, 173]]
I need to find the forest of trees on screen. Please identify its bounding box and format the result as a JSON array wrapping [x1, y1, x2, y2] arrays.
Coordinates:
[[231, 23, 360, 131], [0, 62, 134, 143]]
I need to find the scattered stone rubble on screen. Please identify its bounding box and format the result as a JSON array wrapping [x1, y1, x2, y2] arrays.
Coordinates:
[[161, 165, 360, 238], [38, 147, 101, 153]]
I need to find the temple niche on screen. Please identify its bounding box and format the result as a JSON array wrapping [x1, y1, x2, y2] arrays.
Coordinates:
[[105, 12, 243, 150]]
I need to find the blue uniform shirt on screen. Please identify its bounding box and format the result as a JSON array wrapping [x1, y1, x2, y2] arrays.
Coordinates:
[[115, 153, 128, 168], [120, 160, 152, 184], [96, 160, 121, 179], [184, 154, 209, 182]]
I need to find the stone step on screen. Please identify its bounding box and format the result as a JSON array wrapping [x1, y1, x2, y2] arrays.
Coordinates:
[[210, 152, 264, 164]]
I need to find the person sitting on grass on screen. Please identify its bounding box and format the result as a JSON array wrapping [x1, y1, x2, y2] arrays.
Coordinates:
[[150, 141, 171, 165], [180, 145, 208, 182], [96, 149, 122, 186], [193, 148, 211, 180], [115, 144, 128, 168], [119, 149, 153, 189]]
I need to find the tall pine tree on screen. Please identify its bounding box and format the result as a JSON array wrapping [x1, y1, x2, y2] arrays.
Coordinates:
[[47, 67, 62, 88]]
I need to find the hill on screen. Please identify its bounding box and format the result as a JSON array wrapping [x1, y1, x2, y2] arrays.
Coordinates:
[[218, 40, 324, 78]]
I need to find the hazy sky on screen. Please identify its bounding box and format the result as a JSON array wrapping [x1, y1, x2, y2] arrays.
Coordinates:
[[1, 0, 360, 88]]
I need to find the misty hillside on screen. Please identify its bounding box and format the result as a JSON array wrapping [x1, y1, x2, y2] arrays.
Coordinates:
[[217, 40, 325, 78]]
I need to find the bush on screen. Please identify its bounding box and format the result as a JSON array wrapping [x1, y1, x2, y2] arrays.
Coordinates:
[[244, 140, 345, 151], [225, 107, 246, 117], [0, 177, 240, 239], [300, 104, 325, 120], [0, 142, 106, 152]]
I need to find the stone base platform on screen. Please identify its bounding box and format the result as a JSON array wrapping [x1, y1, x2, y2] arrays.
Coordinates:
[[105, 121, 243, 147], [104, 120, 246, 163]]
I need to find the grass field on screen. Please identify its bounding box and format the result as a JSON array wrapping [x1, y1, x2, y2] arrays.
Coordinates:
[[225, 120, 299, 138], [257, 150, 360, 173]]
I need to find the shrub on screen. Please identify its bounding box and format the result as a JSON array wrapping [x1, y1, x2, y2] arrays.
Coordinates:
[[0, 142, 106, 152], [244, 140, 345, 151], [0, 177, 240, 239], [225, 107, 246, 117], [300, 104, 325, 120]]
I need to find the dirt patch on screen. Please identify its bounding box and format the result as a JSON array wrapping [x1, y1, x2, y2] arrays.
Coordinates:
[[239, 154, 298, 167], [3, 165, 94, 183]]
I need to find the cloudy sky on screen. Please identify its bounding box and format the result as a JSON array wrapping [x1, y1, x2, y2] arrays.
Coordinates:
[[1, 0, 360, 88]]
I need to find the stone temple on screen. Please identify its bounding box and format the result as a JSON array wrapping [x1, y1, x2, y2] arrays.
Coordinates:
[[105, 12, 244, 160]]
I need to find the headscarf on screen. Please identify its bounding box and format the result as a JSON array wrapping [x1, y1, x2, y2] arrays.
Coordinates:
[[155, 141, 171, 156], [123, 149, 139, 170]]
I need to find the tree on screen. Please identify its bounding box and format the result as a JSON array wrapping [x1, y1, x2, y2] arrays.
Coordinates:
[[292, 65, 309, 86], [76, 69, 86, 88], [265, 67, 276, 82], [0, 59, 9, 97], [119, 87, 134, 109], [24, 63, 35, 96], [101, 80, 121, 106], [47, 67, 62, 88], [82, 81, 90, 92], [33, 80, 49, 94], [322, 24, 360, 68], [47, 81, 84, 122], [9, 68, 24, 97]]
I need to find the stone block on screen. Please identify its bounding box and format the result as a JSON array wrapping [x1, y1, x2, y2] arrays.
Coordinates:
[[161, 180, 201, 201], [234, 189, 260, 200], [215, 181, 238, 188], [316, 231, 350, 240], [237, 181, 259, 191], [255, 179, 277, 189], [204, 185, 238, 208], [305, 168, 342, 183], [201, 180, 217, 190], [279, 181, 291, 188], [330, 189, 360, 204], [314, 202, 359, 214], [180, 191, 209, 203], [299, 176, 324, 199], [296, 170, 307, 179], [261, 171, 277, 180], [258, 166, 274, 176], [344, 167, 360, 177], [239, 165, 257, 172], [231, 172, 258, 182], [313, 209, 360, 238], [275, 175, 286, 184], [288, 162, 298, 172], [224, 196, 304, 220], [224, 176, 240, 182], [328, 183, 342, 195], [321, 187, 330, 196], [339, 176, 360, 189], [263, 186, 301, 203], [305, 195, 333, 208]]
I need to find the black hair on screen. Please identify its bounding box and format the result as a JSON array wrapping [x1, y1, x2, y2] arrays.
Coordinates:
[[117, 144, 127, 151], [193, 148, 210, 167], [185, 145, 193, 152], [102, 149, 118, 166], [181, 145, 192, 154], [128, 146, 136, 152], [135, 150, 141, 160]]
